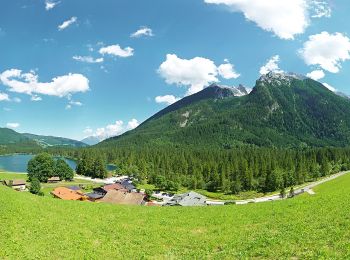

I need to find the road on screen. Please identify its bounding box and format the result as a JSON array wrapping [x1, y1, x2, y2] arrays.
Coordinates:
[[208, 171, 349, 205]]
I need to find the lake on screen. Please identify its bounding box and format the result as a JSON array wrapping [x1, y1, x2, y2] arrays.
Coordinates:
[[0, 154, 116, 173]]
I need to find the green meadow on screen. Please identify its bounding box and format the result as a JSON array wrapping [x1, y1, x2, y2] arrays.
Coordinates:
[[1, 172, 350, 259]]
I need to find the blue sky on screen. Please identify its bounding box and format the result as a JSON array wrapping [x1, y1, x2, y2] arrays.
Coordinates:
[[0, 0, 349, 140]]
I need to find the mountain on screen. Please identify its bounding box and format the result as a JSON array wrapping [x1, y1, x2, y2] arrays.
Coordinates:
[[0, 128, 29, 145], [98, 72, 350, 148], [23, 133, 88, 148], [81, 136, 100, 146], [0, 128, 87, 148]]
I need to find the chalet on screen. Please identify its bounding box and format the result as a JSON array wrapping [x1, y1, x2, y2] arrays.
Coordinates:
[[100, 190, 145, 205], [51, 187, 87, 201], [119, 180, 136, 192], [3, 180, 26, 191], [68, 186, 82, 192], [47, 177, 60, 183], [86, 192, 105, 202], [165, 191, 207, 206], [92, 183, 128, 196]]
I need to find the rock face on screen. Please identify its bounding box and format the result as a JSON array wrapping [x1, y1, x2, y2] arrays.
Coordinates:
[[99, 72, 350, 148]]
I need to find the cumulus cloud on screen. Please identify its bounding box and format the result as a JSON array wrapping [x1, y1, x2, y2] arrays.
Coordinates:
[[299, 32, 350, 73], [204, 0, 331, 40], [73, 55, 104, 63], [259, 55, 283, 75], [0, 69, 89, 98], [310, 0, 332, 18], [6, 122, 20, 129], [45, 0, 60, 10], [131, 26, 154, 38], [85, 119, 139, 141], [0, 92, 9, 101], [127, 119, 139, 129], [155, 95, 180, 105], [217, 62, 240, 79], [99, 44, 134, 58], [58, 17, 77, 31], [322, 82, 336, 92], [306, 69, 325, 80], [158, 54, 240, 95]]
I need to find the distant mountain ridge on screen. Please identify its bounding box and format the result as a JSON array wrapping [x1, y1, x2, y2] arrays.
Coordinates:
[[81, 136, 100, 146], [0, 128, 88, 148], [98, 72, 350, 148]]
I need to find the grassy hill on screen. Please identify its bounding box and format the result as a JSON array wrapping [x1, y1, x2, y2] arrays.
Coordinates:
[[1, 172, 350, 259]]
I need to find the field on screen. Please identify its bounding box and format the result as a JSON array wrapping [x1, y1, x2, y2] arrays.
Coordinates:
[[1, 172, 350, 259]]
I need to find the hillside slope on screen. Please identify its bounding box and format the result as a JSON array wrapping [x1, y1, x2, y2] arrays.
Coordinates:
[[99, 72, 350, 148], [1, 172, 349, 258], [23, 133, 88, 148]]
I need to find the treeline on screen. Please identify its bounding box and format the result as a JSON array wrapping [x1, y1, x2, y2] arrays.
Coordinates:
[[48, 145, 350, 194], [75, 151, 107, 179]]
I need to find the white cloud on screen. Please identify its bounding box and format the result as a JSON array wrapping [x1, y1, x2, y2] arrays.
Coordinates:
[[299, 32, 350, 73], [310, 0, 331, 18], [259, 55, 283, 75], [218, 62, 240, 79], [306, 69, 325, 80], [83, 127, 93, 135], [73, 56, 104, 63], [31, 95, 42, 101], [66, 99, 83, 110], [131, 26, 154, 38], [45, 0, 60, 10], [322, 82, 336, 92], [58, 17, 77, 31], [155, 95, 180, 105], [127, 119, 139, 129], [99, 44, 134, 58], [6, 122, 19, 129], [158, 54, 240, 95], [0, 69, 89, 98], [204, 0, 331, 40], [86, 119, 139, 141], [0, 92, 9, 101]]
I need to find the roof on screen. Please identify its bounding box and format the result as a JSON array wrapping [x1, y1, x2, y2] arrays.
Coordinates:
[[4, 180, 26, 186], [86, 192, 105, 200], [47, 177, 60, 181], [100, 190, 145, 205], [103, 183, 127, 192], [120, 180, 136, 190], [166, 191, 207, 206], [51, 187, 85, 200], [68, 186, 81, 191]]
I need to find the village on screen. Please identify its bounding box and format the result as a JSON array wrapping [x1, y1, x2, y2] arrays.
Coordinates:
[[1, 175, 211, 206]]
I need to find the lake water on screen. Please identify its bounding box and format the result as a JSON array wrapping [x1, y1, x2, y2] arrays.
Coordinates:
[[0, 154, 77, 173], [0, 154, 116, 173]]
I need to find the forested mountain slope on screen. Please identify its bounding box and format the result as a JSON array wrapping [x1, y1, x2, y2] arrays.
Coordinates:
[[99, 72, 350, 149]]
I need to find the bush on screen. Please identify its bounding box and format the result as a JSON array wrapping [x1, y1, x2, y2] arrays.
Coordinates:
[[29, 178, 41, 195]]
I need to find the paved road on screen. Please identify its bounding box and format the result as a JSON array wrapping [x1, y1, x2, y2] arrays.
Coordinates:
[[207, 171, 349, 205]]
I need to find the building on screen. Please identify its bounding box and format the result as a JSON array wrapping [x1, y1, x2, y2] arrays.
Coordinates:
[[3, 180, 26, 191], [119, 180, 136, 192], [47, 177, 60, 183], [85, 192, 105, 202], [165, 191, 207, 206], [51, 187, 87, 201], [100, 190, 145, 205], [92, 183, 128, 196]]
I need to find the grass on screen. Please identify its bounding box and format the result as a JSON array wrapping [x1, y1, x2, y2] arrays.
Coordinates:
[[1, 172, 350, 259], [0, 171, 99, 196]]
